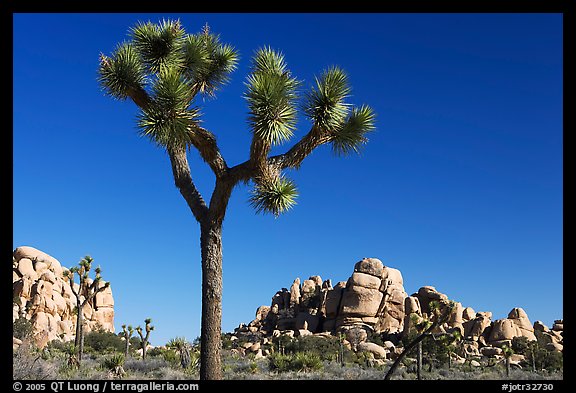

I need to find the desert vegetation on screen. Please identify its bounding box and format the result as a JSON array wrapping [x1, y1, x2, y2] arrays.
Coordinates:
[[13, 320, 562, 380]]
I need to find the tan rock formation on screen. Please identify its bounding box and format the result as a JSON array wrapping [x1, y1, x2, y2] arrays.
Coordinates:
[[235, 256, 562, 363], [488, 308, 536, 345], [12, 246, 115, 347]]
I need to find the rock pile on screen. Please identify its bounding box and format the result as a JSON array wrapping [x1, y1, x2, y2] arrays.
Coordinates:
[[244, 258, 407, 337], [12, 246, 115, 348], [236, 256, 562, 361]]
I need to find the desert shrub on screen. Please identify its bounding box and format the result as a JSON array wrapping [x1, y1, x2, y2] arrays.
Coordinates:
[[367, 331, 386, 347], [84, 330, 124, 353], [534, 349, 563, 372], [511, 336, 531, 354], [144, 366, 191, 380], [43, 340, 76, 361], [282, 335, 350, 362], [268, 352, 323, 373], [124, 358, 169, 374], [13, 340, 57, 379], [13, 317, 33, 340], [292, 352, 324, 372], [232, 360, 261, 374], [268, 353, 292, 372], [511, 335, 562, 372], [161, 349, 180, 367], [147, 347, 163, 357], [222, 333, 235, 350]]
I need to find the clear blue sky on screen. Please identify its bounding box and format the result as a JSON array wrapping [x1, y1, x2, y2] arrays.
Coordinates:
[[13, 13, 563, 345]]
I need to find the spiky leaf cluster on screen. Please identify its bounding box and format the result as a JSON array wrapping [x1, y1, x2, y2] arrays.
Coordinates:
[[185, 31, 238, 96], [302, 67, 376, 156], [331, 105, 375, 155], [249, 176, 298, 217], [98, 43, 145, 100], [138, 67, 200, 148], [304, 66, 351, 131], [98, 20, 238, 149], [245, 47, 299, 145], [130, 19, 185, 73]]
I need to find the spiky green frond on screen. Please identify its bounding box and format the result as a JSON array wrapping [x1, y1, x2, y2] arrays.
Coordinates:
[[138, 67, 200, 148], [182, 34, 210, 81], [153, 66, 193, 109], [245, 48, 299, 145], [331, 105, 375, 155], [138, 106, 200, 149], [252, 46, 288, 76], [245, 73, 299, 145], [98, 42, 146, 100], [191, 31, 239, 96], [249, 176, 298, 217], [145, 318, 152, 325], [304, 66, 351, 131], [167, 337, 189, 350], [130, 19, 185, 73]]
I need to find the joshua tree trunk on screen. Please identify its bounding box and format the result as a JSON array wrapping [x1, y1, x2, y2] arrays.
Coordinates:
[[417, 340, 423, 380], [74, 302, 84, 364], [199, 222, 223, 380]]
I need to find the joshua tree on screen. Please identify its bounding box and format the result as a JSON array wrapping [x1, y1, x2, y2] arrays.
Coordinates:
[[502, 344, 514, 377], [385, 300, 456, 380], [441, 329, 461, 369], [98, 19, 375, 380], [63, 256, 110, 366], [136, 318, 154, 360], [121, 324, 134, 359]]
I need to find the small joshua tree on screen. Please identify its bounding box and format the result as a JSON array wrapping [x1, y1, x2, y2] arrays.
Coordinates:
[[63, 256, 110, 366], [441, 329, 461, 369], [121, 324, 134, 359], [136, 318, 154, 360], [385, 299, 456, 380], [502, 344, 514, 377]]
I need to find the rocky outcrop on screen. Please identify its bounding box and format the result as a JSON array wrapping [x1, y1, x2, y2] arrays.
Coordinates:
[[488, 308, 536, 347], [534, 319, 563, 353], [232, 256, 562, 362], [12, 246, 115, 347], [246, 258, 408, 337]]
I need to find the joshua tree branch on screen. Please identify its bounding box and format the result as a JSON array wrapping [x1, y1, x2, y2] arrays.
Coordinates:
[[227, 126, 333, 186], [167, 145, 210, 224], [270, 126, 333, 170]]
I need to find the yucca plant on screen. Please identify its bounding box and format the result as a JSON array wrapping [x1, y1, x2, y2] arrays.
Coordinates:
[[101, 353, 126, 378], [167, 337, 194, 370], [62, 256, 111, 367], [98, 19, 376, 380]]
